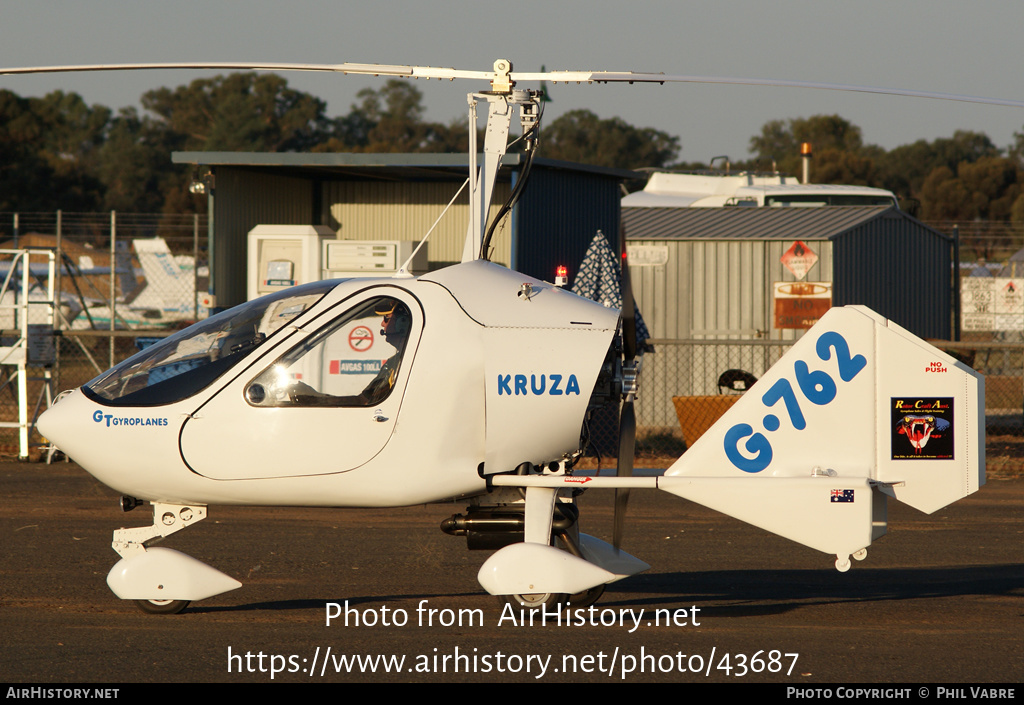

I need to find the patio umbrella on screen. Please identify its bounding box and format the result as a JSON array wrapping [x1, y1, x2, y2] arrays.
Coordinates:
[[572, 228, 651, 550], [571, 230, 651, 350]]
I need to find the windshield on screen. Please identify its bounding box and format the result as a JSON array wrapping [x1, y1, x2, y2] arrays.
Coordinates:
[[246, 296, 413, 408], [765, 194, 898, 207], [84, 281, 338, 406]]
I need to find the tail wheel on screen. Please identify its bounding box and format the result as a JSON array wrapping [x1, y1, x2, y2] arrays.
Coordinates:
[[134, 598, 190, 615]]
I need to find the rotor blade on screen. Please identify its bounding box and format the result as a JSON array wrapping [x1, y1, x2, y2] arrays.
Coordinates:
[[0, 62, 492, 81], [613, 398, 636, 551], [519, 70, 1024, 109], [3, 61, 1022, 109]]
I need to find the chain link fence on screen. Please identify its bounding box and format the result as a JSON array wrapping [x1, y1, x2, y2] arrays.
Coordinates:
[[938, 220, 1024, 275], [0, 211, 207, 457], [582, 340, 791, 467], [1, 213, 1022, 467]]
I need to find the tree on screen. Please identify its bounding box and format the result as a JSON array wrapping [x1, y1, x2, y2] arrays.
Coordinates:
[[141, 72, 332, 153], [540, 109, 679, 169], [29, 91, 112, 211], [95, 107, 187, 213], [1013, 129, 1024, 166], [876, 130, 1000, 200], [810, 148, 879, 186], [0, 90, 59, 211], [749, 115, 866, 177], [315, 80, 469, 153], [919, 156, 1024, 221]]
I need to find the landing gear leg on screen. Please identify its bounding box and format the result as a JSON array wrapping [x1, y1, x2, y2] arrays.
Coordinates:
[[499, 487, 568, 611], [105, 501, 240, 613], [112, 502, 208, 560], [489, 487, 612, 610]]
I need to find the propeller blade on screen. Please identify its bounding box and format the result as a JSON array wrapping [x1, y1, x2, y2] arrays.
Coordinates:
[[620, 222, 637, 361], [612, 216, 639, 551], [613, 397, 636, 551]]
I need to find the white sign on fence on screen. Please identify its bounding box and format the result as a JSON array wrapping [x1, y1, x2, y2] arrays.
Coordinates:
[[961, 277, 1024, 331]]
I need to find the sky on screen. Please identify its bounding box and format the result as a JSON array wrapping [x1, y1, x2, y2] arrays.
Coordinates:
[[2, 0, 1024, 166]]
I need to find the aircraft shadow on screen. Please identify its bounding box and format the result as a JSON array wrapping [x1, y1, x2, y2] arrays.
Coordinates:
[[183, 564, 1022, 617], [599, 564, 1024, 617], [186, 592, 482, 615]]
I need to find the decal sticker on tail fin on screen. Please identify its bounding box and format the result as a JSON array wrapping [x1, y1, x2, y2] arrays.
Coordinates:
[[891, 397, 954, 460]]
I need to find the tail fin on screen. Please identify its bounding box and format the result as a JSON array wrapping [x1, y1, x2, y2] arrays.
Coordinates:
[[661, 306, 984, 564], [129, 238, 192, 317]]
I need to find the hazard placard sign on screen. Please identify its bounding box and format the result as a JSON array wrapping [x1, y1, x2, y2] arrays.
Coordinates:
[[780, 241, 818, 281]]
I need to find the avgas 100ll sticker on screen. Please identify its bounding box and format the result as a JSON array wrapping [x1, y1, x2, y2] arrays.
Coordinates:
[[724, 332, 867, 473]]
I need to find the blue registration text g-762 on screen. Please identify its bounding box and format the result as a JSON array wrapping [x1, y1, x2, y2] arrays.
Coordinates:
[[724, 331, 867, 473]]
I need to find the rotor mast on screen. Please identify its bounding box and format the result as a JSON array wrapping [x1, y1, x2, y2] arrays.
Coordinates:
[[462, 60, 542, 263]]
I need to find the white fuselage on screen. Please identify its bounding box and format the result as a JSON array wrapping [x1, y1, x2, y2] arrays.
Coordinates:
[[39, 261, 619, 508]]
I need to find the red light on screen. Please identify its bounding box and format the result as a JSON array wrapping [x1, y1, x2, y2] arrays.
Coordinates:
[[554, 265, 568, 287]]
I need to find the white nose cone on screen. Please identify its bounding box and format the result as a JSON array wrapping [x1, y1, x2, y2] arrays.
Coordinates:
[[36, 400, 59, 445]]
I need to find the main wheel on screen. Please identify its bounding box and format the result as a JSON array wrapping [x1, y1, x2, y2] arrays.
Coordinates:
[[134, 598, 190, 615], [501, 592, 568, 610], [567, 584, 605, 609]]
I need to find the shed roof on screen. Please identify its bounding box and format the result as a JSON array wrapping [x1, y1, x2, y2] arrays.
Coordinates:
[[622, 205, 945, 241], [172, 151, 643, 183]]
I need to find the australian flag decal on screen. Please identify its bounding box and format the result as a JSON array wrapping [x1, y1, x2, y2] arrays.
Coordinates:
[[830, 489, 855, 503]]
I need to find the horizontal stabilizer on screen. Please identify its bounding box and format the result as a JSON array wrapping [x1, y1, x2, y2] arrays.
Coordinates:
[[660, 476, 885, 559]]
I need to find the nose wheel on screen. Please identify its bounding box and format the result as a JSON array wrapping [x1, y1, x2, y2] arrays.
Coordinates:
[[107, 502, 241, 613], [568, 584, 605, 609], [502, 593, 567, 610], [499, 583, 606, 611]]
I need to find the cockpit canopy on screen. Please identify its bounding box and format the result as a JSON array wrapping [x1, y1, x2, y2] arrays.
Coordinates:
[[84, 281, 337, 406]]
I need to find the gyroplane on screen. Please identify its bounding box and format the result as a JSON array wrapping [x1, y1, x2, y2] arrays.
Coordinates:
[[10, 59, 998, 614]]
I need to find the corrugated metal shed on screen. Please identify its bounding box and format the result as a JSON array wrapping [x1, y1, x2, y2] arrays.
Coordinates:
[[623, 205, 954, 431], [831, 210, 953, 341], [623, 205, 952, 340], [623, 205, 892, 241], [514, 163, 627, 286], [174, 152, 640, 307]]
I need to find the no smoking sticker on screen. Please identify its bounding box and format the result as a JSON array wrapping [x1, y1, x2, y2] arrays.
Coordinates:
[[349, 325, 374, 351]]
